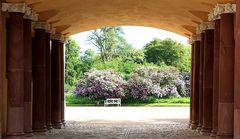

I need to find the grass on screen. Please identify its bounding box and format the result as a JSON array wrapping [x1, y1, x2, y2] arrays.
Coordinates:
[[66, 94, 190, 107]]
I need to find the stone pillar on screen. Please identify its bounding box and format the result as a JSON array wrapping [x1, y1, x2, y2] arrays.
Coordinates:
[[45, 29, 52, 130], [208, 11, 221, 137], [217, 4, 235, 139], [201, 22, 214, 135], [51, 34, 63, 128], [235, 1, 240, 139], [32, 22, 47, 132], [23, 15, 34, 137], [0, 1, 3, 138], [189, 42, 194, 128], [3, 3, 26, 138], [196, 32, 205, 132], [191, 35, 201, 129], [60, 42, 65, 126]]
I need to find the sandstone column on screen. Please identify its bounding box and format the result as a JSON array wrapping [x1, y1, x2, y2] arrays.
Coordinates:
[[2, 3, 26, 138], [189, 41, 194, 128], [60, 41, 65, 126], [0, 1, 3, 138], [32, 22, 47, 132], [45, 26, 52, 130], [191, 35, 201, 129], [23, 11, 37, 137], [201, 22, 214, 135], [197, 31, 205, 132], [235, 1, 240, 139], [217, 4, 235, 139], [208, 11, 221, 137], [51, 34, 63, 128]]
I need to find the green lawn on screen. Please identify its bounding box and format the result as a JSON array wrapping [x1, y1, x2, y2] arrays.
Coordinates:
[[66, 94, 190, 107]]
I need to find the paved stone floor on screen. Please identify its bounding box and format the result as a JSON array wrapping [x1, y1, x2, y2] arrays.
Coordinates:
[[34, 107, 208, 139]]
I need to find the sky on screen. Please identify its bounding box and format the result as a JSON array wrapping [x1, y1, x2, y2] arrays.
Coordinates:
[[71, 26, 189, 53]]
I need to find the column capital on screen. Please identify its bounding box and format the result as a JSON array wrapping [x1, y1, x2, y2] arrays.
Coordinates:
[[208, 11, 220, 21], [214, 3, 236, 16], [2, 3, 28, 13], [51, 34, 64, 42], [33, 21, 51, 30], [45, 24, 52, 33], [24, 10, 38, 21], [198, 22, 215, 33], [189, 34, 201, 44]]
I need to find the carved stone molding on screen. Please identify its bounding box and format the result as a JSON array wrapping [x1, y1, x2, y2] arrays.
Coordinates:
[[214, 3, 236, 16], [45, 24, 52, 33], [24, 10, 38, 21], [33, 21, 49, 30], [51, 34, 63, 41], [208, 11, 220, 21], [51, 28, 56, 35], [2, 3, 27, 13], [198, 22, 215, 33], [189, 34, 201, 44]]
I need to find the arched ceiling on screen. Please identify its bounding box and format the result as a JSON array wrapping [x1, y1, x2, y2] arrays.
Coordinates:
[[6, 0, 235, 37]]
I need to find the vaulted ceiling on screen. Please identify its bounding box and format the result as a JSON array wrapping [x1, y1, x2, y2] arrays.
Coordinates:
[[6, 0, 235, 36]]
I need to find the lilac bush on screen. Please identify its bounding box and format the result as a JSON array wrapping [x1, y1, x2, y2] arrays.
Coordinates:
[[74, 69, 126, 99], [127, 66, 180, 99], [177, 73, 190, 97], [74, 67, 189, 100]]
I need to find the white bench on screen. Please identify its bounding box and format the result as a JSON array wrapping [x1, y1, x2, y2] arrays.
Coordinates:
[[104, 98, 121, 107]]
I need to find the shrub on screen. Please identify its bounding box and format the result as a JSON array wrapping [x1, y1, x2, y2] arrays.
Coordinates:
[[74, 69, 126, 99], [127, 66, 180, 99], [177, 72, 190, 97]]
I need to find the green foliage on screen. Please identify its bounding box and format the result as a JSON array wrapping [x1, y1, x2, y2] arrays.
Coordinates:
[[144, 38, 191, 72], [92, 58, 140, 79], [114, 45, 145, 64], [65, 39, 81, 86], [65, 95, 190, 106], [80, 49, 96, 74], [87, 26, 131, 62], [65, 93, 96, 105]]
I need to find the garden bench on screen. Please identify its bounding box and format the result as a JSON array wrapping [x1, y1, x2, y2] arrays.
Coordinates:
[[104, 98, 121, 107]]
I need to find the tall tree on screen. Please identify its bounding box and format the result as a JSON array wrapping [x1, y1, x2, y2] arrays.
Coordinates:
[[65, 38, 81, 86], [87, 26, 129, 63], [144, 38, 191, 72], [80, 49, 96, 74]]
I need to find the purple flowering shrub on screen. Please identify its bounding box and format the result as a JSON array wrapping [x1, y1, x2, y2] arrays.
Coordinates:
[[74, 67, 190, 100], [127, 67, 180, 99], [74, 69, 126, 99], [177, 73, 190, 97]]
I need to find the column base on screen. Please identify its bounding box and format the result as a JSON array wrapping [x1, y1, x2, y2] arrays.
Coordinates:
[[210, 131, 217, 138], [196, 126, 202, 133], [190, 123, 199, 130], [5, 133, 25, 139], [188, 121, 192, 128], [47, 124, 53, 130], [52, 122, 63, 129], [6, 132, 25, 139], [200, 127, 212, 136], [24, 132, 34, 138], [216, 133, 233, 139], [62, 120, 66, 127], [33, 128, 47, 133]]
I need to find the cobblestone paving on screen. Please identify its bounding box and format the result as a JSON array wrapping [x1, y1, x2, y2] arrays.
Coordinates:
[[34, 120, 208, 139]]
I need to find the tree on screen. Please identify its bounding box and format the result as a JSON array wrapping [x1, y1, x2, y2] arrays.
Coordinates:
[[115, 47, 145, 64], [65, 38, 81, 86], [144, 38, 191, 72], [80, 49, 96, 74], [87, 26, 130, 63]]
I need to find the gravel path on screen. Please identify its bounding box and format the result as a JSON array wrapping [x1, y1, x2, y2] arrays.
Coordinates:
[[34, 107, 208, 139]]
